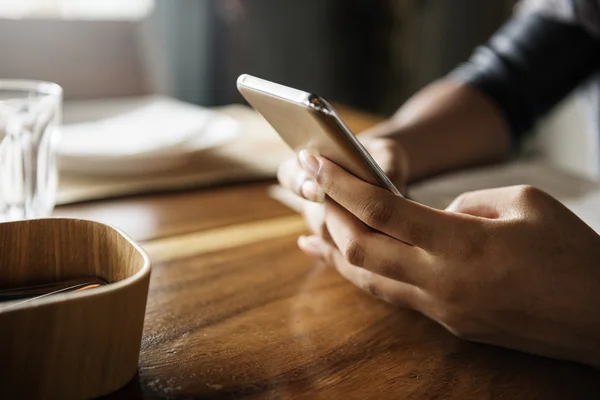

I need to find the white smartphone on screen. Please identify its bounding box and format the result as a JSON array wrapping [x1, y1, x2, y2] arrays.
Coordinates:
[[236, 74, 402, 196]]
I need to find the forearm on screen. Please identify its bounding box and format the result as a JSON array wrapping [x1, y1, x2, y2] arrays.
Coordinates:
[[361, 78, 511, 183], [362, 11, 600, 183]]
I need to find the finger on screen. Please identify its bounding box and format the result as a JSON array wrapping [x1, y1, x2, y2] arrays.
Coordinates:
[[324, 199, 431, 285], [301, 201, 332, 242], [299, 150, 453, 249], [277, 157, 324, 203], [277, 157, 301, 194], [266, 184, 305, 214], [298, 235, 426, 309], [265, 183, 332, 240]]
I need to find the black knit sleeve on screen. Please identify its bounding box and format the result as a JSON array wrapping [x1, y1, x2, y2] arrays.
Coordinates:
[[450, 13, 600, 142]]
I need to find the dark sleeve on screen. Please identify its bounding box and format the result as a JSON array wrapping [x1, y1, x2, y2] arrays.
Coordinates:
[[450, 13, 600, 142]]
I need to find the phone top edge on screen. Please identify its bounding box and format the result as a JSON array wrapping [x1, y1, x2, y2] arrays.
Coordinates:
[[305, 94, 334, 115], [237, 74, 312, 105]]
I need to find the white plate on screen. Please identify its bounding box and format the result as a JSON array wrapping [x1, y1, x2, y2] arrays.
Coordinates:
[[58, 96, 241, 176]]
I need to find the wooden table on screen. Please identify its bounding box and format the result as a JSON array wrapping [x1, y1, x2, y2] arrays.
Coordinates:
[[56, 110, 600, 399]]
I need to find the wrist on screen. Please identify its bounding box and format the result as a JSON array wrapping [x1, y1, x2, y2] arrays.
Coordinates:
[[373, 79, 511, 183]]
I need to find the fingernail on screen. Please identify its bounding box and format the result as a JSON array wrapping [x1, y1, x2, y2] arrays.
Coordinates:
[[299, 150, 320, 178], [297, 235, 325, 258], [301, 179, 325, 203]]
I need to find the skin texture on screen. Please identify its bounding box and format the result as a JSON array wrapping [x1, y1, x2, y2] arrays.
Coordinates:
[[360, 78, 511, 183], [277, 78, 600, 366]]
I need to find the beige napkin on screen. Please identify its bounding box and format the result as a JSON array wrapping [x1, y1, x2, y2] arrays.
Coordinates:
[[57, 105, 293, 205]]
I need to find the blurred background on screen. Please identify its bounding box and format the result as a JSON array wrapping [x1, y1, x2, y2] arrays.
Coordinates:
[[3, 0, 595, 178], [0, 0, 516, 113]]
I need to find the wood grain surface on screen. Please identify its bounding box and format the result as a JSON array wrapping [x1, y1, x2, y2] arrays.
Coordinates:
[[55, 108, 600, 399]]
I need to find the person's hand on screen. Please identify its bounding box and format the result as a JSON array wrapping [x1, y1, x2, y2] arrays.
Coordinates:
[[296, 151, 600, 366], [276, 137, 408, 237]]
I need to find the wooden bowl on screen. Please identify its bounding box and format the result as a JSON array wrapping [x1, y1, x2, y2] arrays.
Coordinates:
[[0, 218, 151, 399]]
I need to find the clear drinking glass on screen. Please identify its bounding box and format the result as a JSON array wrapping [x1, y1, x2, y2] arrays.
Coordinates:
[[0, 81, 62, 222]]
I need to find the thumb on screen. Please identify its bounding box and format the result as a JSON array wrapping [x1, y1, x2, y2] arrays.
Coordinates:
[[445, 187, 517, 219]]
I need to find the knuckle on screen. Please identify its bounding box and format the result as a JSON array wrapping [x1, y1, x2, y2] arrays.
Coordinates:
[[510, 185, 552, 220], [514, 185, 543, 202], [361, 275, 383, 299], [343, 238, 366, 267], [448, 191, 475, 212], [361, 197, 394, 228]]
